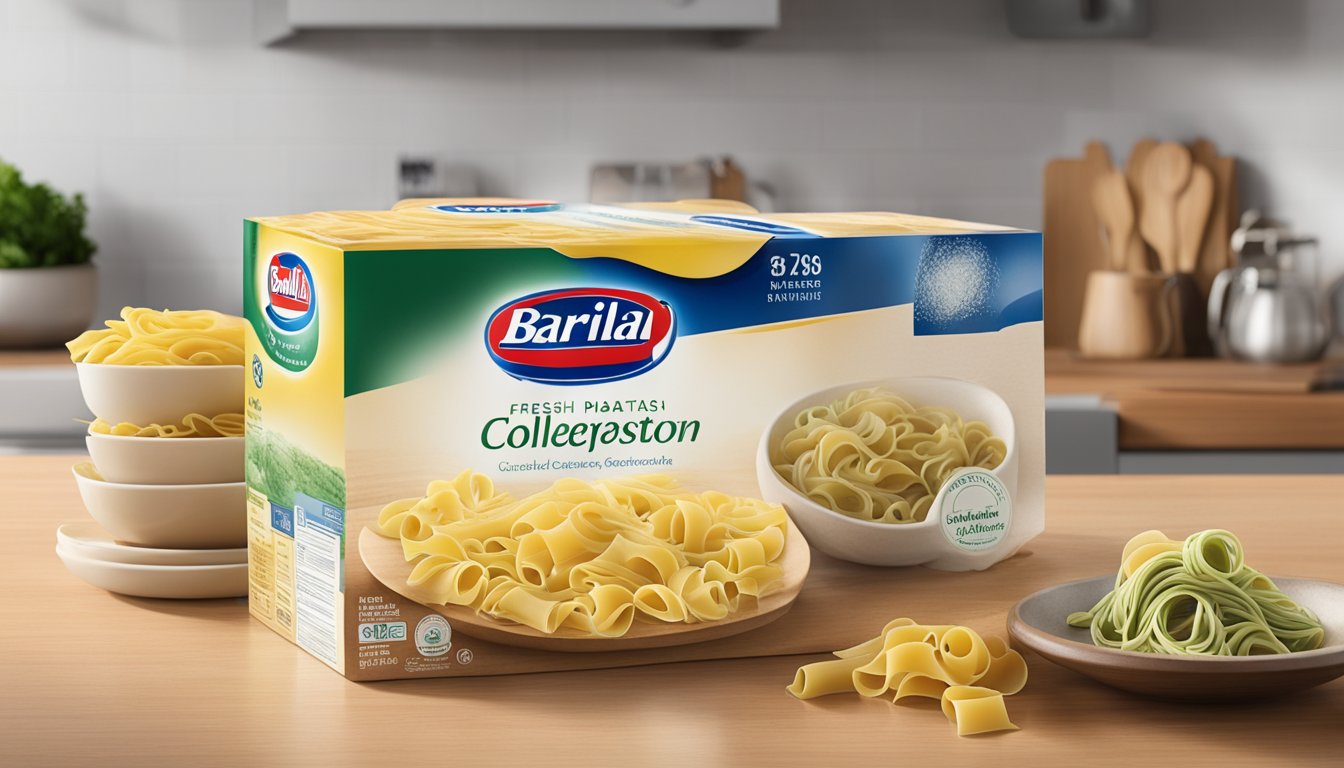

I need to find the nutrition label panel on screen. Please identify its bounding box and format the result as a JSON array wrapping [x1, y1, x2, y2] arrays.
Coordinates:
[[246, 489, 297, 639], [294, 493, 344, 672]]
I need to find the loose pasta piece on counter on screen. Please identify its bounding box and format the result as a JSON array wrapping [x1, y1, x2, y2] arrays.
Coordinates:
[[832, 617, 918, 659], [374, 471, 789, 638], [976, 636, 1030, 696], [892, 674, 949, 702], [940, 686, 1019, 736], [786, 618, 1027, 737], [786, 656, 873, 700]]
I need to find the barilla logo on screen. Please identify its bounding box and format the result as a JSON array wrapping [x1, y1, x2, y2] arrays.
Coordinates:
[[432, 200, 562, 215], [264, 252, 316, 332], [485, 288, 676, 385]]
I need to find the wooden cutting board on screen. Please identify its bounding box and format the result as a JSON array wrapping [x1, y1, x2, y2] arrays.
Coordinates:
[[358, 520, 810, 652], [1043, 142, 1113, 349]]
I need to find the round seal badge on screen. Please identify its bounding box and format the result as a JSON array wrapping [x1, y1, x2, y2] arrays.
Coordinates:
[[414, 615, 452, 658], [938, 468, 1012, 553]]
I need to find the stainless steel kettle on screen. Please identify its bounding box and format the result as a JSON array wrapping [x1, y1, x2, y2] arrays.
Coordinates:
[[1207, 213, 1331, 363]]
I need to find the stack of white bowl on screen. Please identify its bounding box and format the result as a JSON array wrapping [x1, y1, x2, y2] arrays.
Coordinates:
[[59, 363, 247, 599]]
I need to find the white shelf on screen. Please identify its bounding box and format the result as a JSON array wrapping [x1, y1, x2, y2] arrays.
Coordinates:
[[256, 0, 780, 43]]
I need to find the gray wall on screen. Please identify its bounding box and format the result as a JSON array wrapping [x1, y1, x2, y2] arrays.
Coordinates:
[[1, 0, 1340, 319]]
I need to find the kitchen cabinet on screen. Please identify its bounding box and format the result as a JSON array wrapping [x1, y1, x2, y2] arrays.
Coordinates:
[[3, 454, 1340, 764], [0, 351, 84, 451], [256, 0, 781, 43]]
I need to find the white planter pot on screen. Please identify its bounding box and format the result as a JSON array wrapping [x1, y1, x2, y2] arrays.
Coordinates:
[[0, 263, 98, 348]]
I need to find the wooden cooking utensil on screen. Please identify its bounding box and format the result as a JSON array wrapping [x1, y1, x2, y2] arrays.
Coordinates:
[[709, 157, 747, 202], [1124, 138, 1159, 274], [1125, 139, 1157, 213], [1190, 138, 1238, 294], [1043, 141, 1114, 349], [1171, 163, 1216, 358], [1092, 171, 1144, 273], [1138, 142, 1193, 275], [1084, 141, 1113, 173], [1176, 165, 1214, 274]]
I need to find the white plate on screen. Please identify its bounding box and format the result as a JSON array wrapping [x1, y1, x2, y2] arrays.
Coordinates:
[[86, 432, 242, 485], [75, 363, 243, 425], [56, 544, 247, 599], [72, 462, 246, 549], [56, 521, 247, 567]]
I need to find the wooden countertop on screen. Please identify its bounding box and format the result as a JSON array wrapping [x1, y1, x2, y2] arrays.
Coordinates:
[[1046, 349, 1344, 450], [2, 455, 1342, 766], [0, 349, 72, 368]]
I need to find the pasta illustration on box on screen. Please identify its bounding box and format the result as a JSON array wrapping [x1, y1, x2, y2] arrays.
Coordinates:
[[243, 199, 1044, 680]]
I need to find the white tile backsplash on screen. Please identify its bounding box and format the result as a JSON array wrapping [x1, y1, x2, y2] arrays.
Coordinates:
[[1, 0, 1343, 319]]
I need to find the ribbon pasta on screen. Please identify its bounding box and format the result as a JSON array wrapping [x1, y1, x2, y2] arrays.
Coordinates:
[[88, 413, 244, 438], [787, 618, 1026, 736], [374, 472, 789, 637], [67, 307, 246, 366], [1067, 529, 1325, 656], [771, 388, 1005, 524]]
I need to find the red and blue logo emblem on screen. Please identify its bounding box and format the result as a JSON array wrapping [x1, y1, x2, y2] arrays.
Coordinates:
[[433, 200, 562, 215], [485, 288, 676, 385], [264, 252, 316, 332]]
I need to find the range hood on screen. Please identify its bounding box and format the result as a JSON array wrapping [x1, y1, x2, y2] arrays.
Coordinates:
[[255, 0, 781, 43]]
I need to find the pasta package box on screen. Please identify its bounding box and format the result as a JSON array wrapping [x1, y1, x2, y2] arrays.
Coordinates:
[[243, 199, 1044, 680]]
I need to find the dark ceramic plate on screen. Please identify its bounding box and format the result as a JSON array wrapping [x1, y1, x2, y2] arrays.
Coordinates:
[[1008, 576, 1344, 701]]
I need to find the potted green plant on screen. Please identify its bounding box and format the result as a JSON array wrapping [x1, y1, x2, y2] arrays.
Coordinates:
[[0, 158, 97, 348]]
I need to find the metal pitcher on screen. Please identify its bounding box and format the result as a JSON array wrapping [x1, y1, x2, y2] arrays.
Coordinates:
[[1207, 213, 1330, 363]]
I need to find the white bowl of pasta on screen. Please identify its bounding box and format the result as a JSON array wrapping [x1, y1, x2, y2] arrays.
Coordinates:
[[71, 462, 246, 549], [75, 363, 244, 426], [86, 432, 243, 485], [756, 377, 1017, 569]]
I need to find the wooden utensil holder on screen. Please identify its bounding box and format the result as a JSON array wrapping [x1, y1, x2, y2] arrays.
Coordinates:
[[1078, 271, 1176, 360]]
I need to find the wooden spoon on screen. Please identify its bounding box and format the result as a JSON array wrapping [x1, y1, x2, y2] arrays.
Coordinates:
[[1125, 139, 1157, 211], [1176, 164, 1214, 274], [1190, 137, 1237, 292], [1092, 171, 1142, 273], [1138, 142, 1193, 274], [1083, 141, 1114, 187], [1124, 138, 1158, 273]]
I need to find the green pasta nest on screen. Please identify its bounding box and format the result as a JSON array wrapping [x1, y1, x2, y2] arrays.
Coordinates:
[[1068, 529, 1325, 656]]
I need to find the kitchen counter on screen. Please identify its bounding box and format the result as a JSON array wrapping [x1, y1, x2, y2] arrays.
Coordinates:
[[1046, 349, 1344, 450], [2, 454, 1342, 766]]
